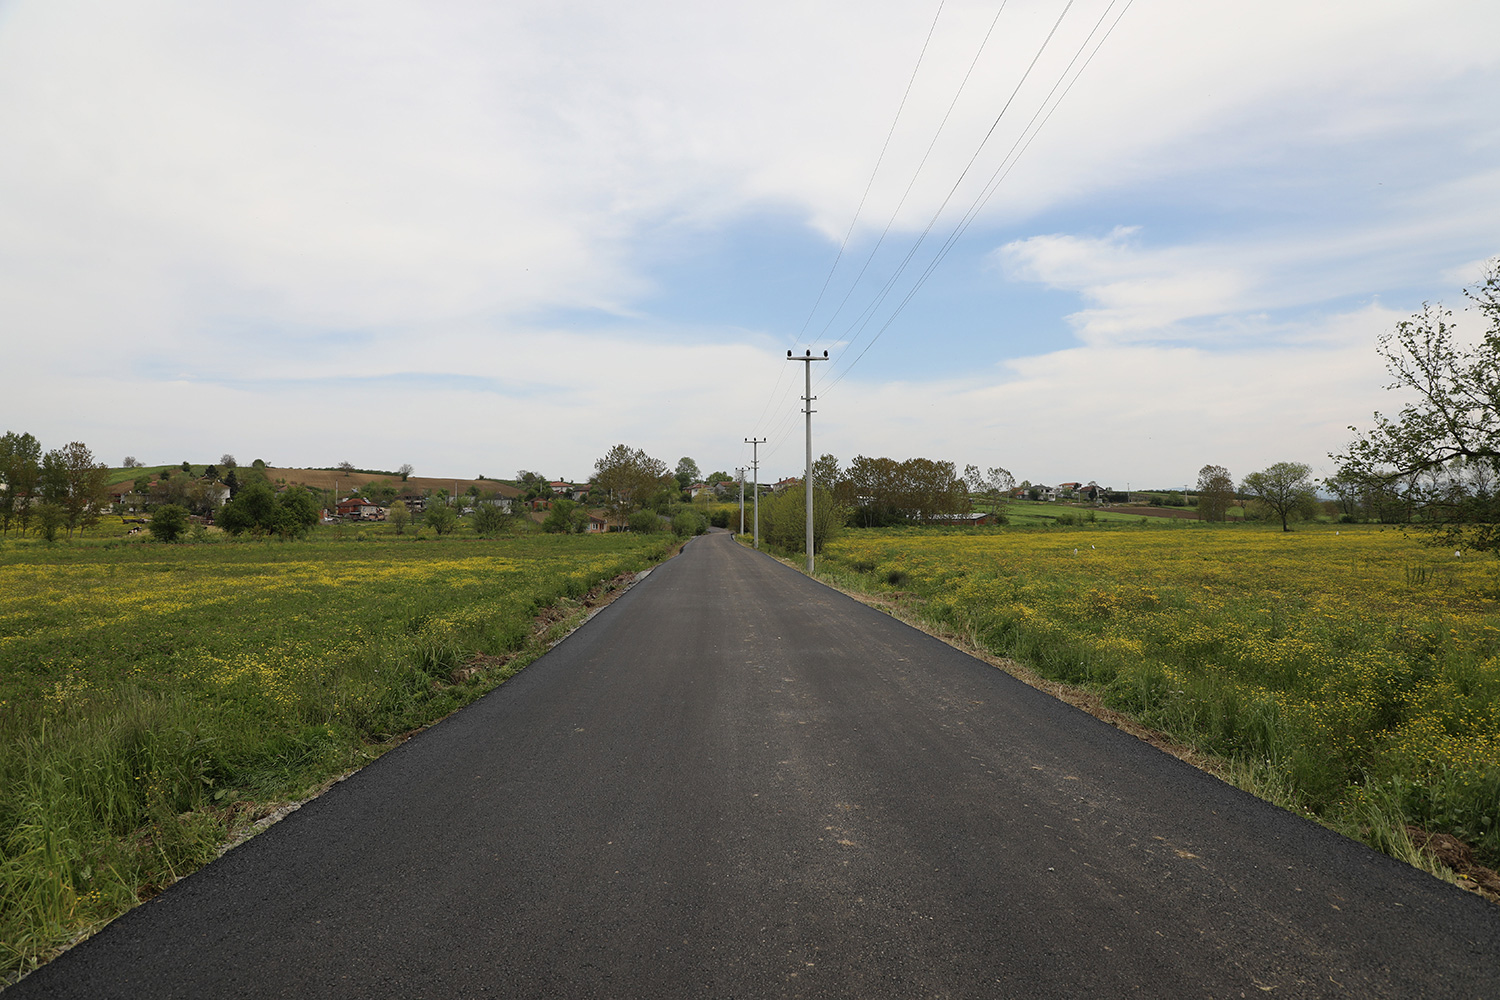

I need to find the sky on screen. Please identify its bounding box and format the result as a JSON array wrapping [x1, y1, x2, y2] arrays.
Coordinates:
[[2, 0, 1498, 488]]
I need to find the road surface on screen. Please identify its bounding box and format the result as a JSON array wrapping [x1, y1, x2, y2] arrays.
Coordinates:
[[10, 531, 1500, 997]]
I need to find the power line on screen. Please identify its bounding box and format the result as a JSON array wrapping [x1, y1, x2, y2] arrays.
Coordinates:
[[795, 1, 949, 346], [757, 0, 1134, 461], [814, 0, 1080, 388], [804, 0, 1011, 355], [819, 0, 1131, 394], [747, 1, 949, 447]]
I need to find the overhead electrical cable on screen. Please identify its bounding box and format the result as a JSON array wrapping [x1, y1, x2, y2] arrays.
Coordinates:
[[759, 0, 1024, 459], [819, 0, 1131, 394], [797, 0, 1079, 410], [795, 0, 948, 345], [746, 0, 949, 451], [803, 0, 1010, 353]]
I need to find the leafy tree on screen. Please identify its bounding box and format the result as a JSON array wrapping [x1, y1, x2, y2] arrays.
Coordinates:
[[252, 458, 267, 470], [122, 455, 141, 468], [1335, 261, 1500, 551], [54, 441, 110, 536], [674, 457, 701, 492], [224, 468, 241, 497], [149, 503, 190, 542], [1196, 464, 1235, 522], [149, 474, 188, 509], [180, 461, 192, 473], [1241, 462, 1318, 531], [671, 509, 709, 537], [964, 464, 1015, 515], [220, 453, 237, 468], [218, 481, 275, 535], [471, 502, 511, 536], [424, 496, 459, 535], [515, 470, 550, 501], [274, 487, 320, 538], [0, 431, 42, 534], [366, 480, 399, 506], [388, 499, 411, 534], [842, 455, 968, 525], [541, 497, 585, 534], [760, 486, 843, 553], [218, 481, 319, 538], [628, 509, 663, 533], [594, 444, 672, 524], [812, 454, 841, 493], [39, 449, 68, 505], [203, 464, 219, 481], [34, 501, 66, 542], [397, 463, 414, 481], [184, 477, 226, 518]]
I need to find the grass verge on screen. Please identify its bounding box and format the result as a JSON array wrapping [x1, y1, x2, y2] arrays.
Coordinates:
[[0, 531, 674, 982], [803, 524, 1500, 901]]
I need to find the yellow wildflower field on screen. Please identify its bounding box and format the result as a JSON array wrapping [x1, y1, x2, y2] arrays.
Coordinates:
[[0, 532, 671, 978], [822, 524, 1500, 866]]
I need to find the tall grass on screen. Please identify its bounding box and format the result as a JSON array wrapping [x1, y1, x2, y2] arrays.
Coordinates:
[[0, 532, 671, 980], [819, 524, 1500, 875]]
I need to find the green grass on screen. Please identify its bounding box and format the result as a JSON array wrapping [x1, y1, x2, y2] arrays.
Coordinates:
[[999, 500, 1185, 526], [820, 524, 1500, 884], [0, 530, 673, 980]]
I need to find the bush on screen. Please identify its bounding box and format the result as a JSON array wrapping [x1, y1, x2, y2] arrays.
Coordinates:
[[759, 486, 843, 553], [218, 482, 319, 538], [471, 504, 512, 537], [628, 510, 663, 534], [672, 510, 708, 537], [424, 500, 458, 536], [149, 504, 190, 542]]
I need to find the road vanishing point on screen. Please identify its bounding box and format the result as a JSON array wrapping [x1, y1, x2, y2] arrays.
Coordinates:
[[10, 531, 1500, 998]]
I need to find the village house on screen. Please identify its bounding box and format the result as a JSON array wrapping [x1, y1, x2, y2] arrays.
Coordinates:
[[334, 496, 382, 520]]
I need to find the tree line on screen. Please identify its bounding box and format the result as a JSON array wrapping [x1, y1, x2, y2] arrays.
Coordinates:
[[1191, 261, 1500, 543], [0, 434, 111, 540]]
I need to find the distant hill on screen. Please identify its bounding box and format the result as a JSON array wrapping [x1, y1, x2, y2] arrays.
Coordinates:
[[103, 465, 521, 499], [263, 469, 520, 497]]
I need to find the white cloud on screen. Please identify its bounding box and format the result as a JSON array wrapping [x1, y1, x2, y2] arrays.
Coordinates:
[[1, 0, 1496, 481], [798, 302, 1405, 489]]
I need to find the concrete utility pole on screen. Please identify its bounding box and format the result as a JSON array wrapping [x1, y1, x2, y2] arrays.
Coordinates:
[[744, 438, 765, 549], [737, 467, 746, 535], [788, 349, 829, 574]]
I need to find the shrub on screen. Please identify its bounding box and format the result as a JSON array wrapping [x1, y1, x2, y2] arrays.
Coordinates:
[[148, 504, 190, 542], [672, 510, 709, 537], [628, 510, 662, 534], [471, 504, 512, 537]]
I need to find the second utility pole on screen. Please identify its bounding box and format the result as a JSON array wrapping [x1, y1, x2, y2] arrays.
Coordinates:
[[788, 349, 829, 573], [744, 438, 765, 549]]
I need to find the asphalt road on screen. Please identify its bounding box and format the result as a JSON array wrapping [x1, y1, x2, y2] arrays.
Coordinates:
[[11, 531, 1500, 998]]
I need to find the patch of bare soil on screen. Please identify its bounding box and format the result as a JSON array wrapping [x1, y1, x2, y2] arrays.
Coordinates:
[[1096, 504, 1203, 520], [1407, 827, 1500, 904]]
